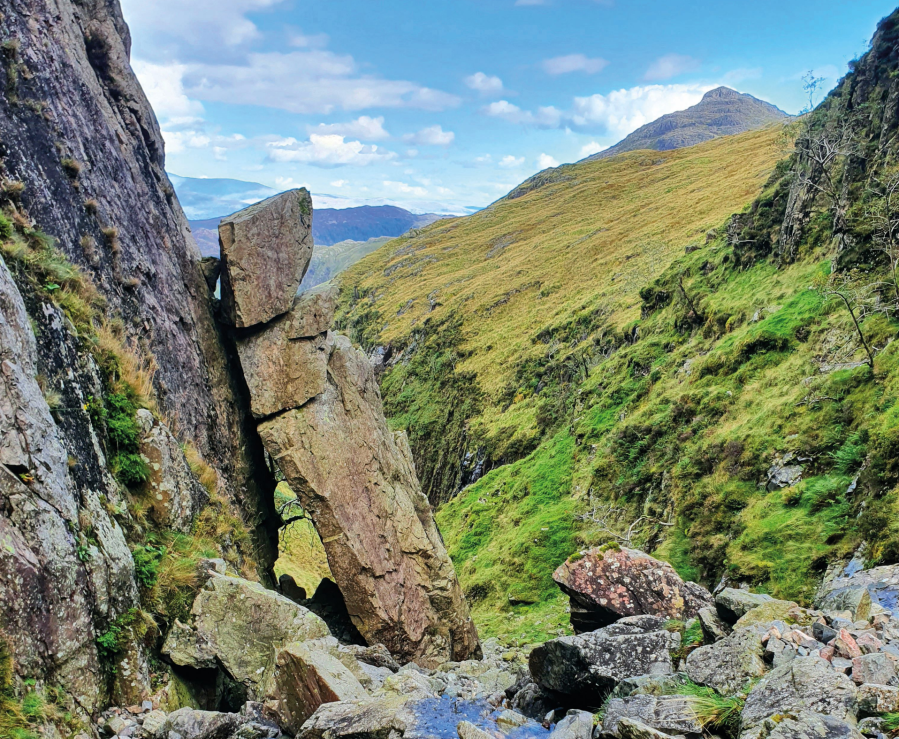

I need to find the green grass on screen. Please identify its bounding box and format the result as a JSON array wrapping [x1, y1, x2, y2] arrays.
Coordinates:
[[667, 680, 745, 736]]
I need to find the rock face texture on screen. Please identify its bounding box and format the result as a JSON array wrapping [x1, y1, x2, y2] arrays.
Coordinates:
[[221, 196, 479, 667], [0, 0, 279, 711], [218, 189, 313, 328], [553, 547, 713, 632]]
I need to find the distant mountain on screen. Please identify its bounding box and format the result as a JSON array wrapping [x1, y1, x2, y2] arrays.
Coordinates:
[[582, 86, 788, 162], [168, 174, 279, 221], [300, 237, 393, 292], [189, 205, 443, 257]]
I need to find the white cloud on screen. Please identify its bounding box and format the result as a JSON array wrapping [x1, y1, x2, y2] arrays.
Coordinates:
[[579, 141, 606, 157], [538, 153, 560, 169], [499, 155, 525, 168], [482, 100, 563, 127], [120, 0, 285, 51], [266, 134, 397, 167], [132, 60, 204, 123], [330, 180, 349, 188], [543, 54, 608, 75], [402, 125, 455, 146], [644, 54, 701, 81], [465, 72, 504, 94], [570, 83, 713, 136], [288, 29, 330, 49], [309, 116, 389, 141], [383, 180, 429, 197]]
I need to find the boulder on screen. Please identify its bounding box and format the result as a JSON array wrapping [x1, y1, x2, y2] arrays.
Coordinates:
[[816, 563, 899, 618], [697, 606, 730, 642], [741, 656, 858, 733], [219, 189, 314, 328], [161, 573, 330, 698], [457, 721, 494, 739], [510, 683, 554, 720], [733, 599, 815, 629], [266, 640, 368, 734], [237, 330, 333, 419], [135, 410, 209, 533], [615, 719, 681, 739], [739, 711, 864, 739], [549, 710, 593, 739], [552, 547, 713, 632], [296, 695, 415, 739], [258, 337, 479, 667], [715, 588, 774, 625], [850, 653, 896, 685], [819, 587, 874, 623], [157, 707, 242, 739], [857, 683, 899, 713], [529, 617, 679, 705], [685, 628, 766, 695], [600, 695, 702, 736]]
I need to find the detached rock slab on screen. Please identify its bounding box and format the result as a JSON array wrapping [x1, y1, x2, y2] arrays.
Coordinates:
[[740, 656, 858, 734], [162, 573, 329, 697], [529, 617, 679, 705], [552, 547, 713, 632], [219, 189, 313, 328], [258, 337, 479, 667]]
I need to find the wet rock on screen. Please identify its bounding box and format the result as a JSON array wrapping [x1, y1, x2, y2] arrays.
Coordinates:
[[600, 695, 702, 736], [296, 695, 412, 739], [685, 628, 766, 695], [135, 410, 209, 533], [529, 619, 678, 706], [258, 336, 479, 667], [697, 606, 730, 642], [741, 656, 858, 733], [511, 683, 554, 720], [219, 189, 314, 328], [740, 711, 863, 739], [161, 573, 330, 698], [266, 640, 368, 734], [551, 547, 713, 633], [496, 709, 529, 730], [457, 721, 495, 739], [714, 589, 774, 625]]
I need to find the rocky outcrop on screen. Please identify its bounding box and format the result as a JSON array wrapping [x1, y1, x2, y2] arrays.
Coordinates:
[[817, 562, 899, 619], [136, 409, 209, 532], [219, 190, 313, 329], [685, 628, 767, 695], [552, 547, 713, 632], [221, 195, 479, 667]]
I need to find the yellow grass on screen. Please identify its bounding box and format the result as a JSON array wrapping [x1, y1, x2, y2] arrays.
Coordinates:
[[339, 126, 786, 436]]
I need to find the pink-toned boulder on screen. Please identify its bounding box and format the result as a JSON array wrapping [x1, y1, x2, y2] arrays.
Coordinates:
[[553, 546, 714, 633]]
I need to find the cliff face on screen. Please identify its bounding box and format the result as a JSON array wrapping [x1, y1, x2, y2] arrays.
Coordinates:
[[0, 0, 277, 713], [0, 0, 277, 557]]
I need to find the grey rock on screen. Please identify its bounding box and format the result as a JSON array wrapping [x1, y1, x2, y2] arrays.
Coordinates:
[[496, 710, 529, 730], [814, 622, 838, 643], [715, 589, 774, 625], [549, 710, 593, 739], [858, 716, 884, 735], [530, 623, 679, 705], [219, 189, 314, 328], [614, 718, 681, 739], [851, 653, 897, 686], [697, 607, 730, 642], [740, 711, 863, 739], [819, 587, 874, 623], [611, 674, 690, 699], [817, 563, 899, 618], [140, 711, 167, 738], [161, 708, 241, 739], [457, 722, 494, 739], [857, 683, 899, 713], [741, 656, 858, 732], [686, 628, 766, 695], [511, 683, 554, 720], [601, 695, 702, 736]]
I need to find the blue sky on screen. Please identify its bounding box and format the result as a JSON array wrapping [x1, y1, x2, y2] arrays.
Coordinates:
[[120, 0, 897, 214]]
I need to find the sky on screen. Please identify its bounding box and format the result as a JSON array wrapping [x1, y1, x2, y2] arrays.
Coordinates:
[[120, 0, 898, 215]]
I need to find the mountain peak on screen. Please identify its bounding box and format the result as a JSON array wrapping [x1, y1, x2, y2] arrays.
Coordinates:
[[583, 87, 788, 162]]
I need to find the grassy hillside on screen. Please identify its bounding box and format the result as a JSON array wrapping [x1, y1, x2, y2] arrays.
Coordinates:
[[300, 237, 391, 292], [338, 125, 786, 503], [340, 8, 899, 646]]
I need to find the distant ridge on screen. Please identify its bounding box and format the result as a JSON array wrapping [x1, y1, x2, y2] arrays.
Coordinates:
[[582, 86, 788, 162]]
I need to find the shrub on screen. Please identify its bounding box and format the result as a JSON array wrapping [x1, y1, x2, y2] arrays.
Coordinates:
[[131, 544, 165, 589]]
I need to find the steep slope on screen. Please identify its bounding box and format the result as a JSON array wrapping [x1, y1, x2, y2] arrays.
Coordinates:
[[582, 87, 787, 162], [299, 237, 392, 292], [354, 7, 899, 645], [337, 125, 786, 506]]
